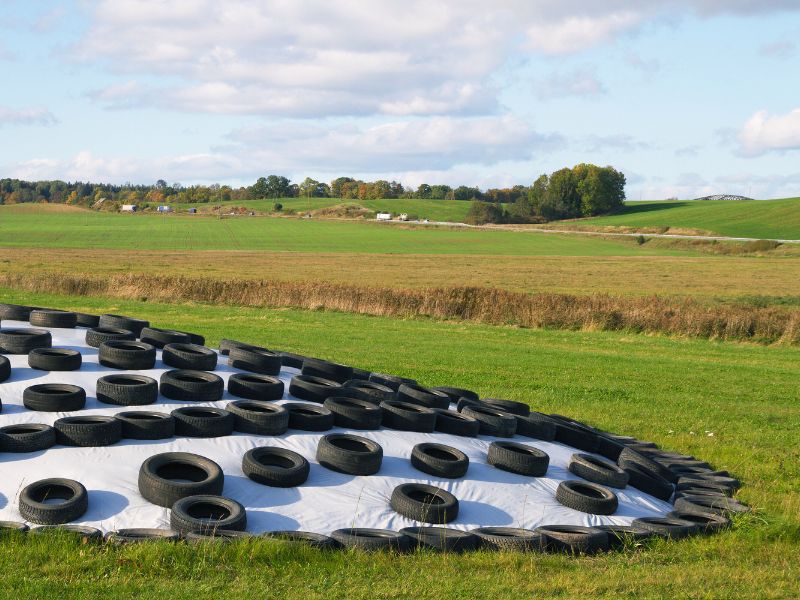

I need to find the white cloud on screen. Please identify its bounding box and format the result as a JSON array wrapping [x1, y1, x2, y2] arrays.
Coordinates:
[[536, 67, 606, 99], [0, 106, 58, 127], [6, 115, 560, 184], [738, 108, 800, 156], [71, 1, 800, 118]]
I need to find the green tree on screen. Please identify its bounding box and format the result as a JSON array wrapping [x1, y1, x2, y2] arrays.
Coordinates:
[[249, 177, 269, 199], [465, 201, 506, 225]]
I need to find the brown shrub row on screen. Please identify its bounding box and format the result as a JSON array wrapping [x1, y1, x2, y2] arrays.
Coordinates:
[[2, 272, 799, 344]]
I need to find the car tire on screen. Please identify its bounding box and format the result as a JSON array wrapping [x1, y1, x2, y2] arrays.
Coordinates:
[[242, 446, 310, 487], [96, 374, 158, 406], [161, 343, 218, 370], [316, 433, 383, 475], [410, 443, 469, 478], [487, 441, 549, 477], [138, 452, 224, 508], [115, 411, 175, 440], [227, 400, 289, 435], [19, 478, 88, 525], [28, 348, 82, 371]]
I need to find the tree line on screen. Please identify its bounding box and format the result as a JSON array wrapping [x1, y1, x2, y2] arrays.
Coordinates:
[[0, 164, 624, 222]]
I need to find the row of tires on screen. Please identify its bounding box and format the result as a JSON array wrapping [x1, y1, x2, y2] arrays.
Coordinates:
[[0, 518, 732, 553]]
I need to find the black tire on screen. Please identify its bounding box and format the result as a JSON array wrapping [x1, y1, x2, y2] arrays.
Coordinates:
[[98, 340, 156, 370], [471, 527, 542, 551], [29, 309, 77, 329], [595, 435, 626, 461], [160, 370, 224, 402], [410, 443, 469, 478], [632, 517, 697, 539], [278, 351, 306, 369], [316, 433, 383, 475], [537, 525, 609, 554], [461, 405, 516, 437], [0, 303, 33, 321], [301, 358, 353, 383], [85, 326, 135, 348], [229, 346, 282, 376], [105, 529, 181, 544], [96, 374, 158, 406], [351, 367, 371, 381], [368, 372, 416, 392], [431, 386, 479, 403], [555, 480, 618, 515], [138, 452, 224, 508], [568, 453, 629, 488], [19, 478, 88, 525], [396, 384, 450, 410], [181, 331, 206, 346], [0, 328, 52, 354], [323, 396, 383, 430], [618, 447, 678, 484], [219, 338, 259, 356], [263, 530, 340, 549], [288, 375, 342, 403], [227, 400, 289, 435], [23, 383, 86, 412], [0, 355, 9, 383], [401, 526, 477, 552], [75, 313, 100, 328], [552, 420, 599, 453], [433, 409, 480, 437], [390, 483, 459, 524], [30, 525, 102, 542], [228, 373, 284, 401], [515, 412, 557, 441], [595, 524, 653, 549], [98, 313, 149, 337], [340, 380, 395, 404], [668, 510, 731, 533], [284, 402, 334, 431], [242, 446, 309, 487], [455, 397, 483, 412], [675, 480, 734, 497], [487, 441, 549, 476], [0, 423, 55, 452], [622, 463, 674, 502], [380, 400, 436, 432], [0, 521, 29, 534], [482, 398, 530, 417], [28, 348, 82, 371], [139, 327, 191, 348], [161, 343, 218, 370], [170, 495, 247, 535], [330, 528, 410, 552], [172, 407, 234, 438], [677, 475, 740, 493], [673, 495, 749, 516], [54, 416, 122, 447], [115, 411, 175, 440]]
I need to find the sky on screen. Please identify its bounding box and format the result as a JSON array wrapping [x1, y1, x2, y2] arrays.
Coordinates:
[[1, 1, 800, 199]]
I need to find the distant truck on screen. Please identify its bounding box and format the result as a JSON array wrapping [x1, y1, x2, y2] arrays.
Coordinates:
[[376, 212, 392, 221], [120, 204, 138, 212], [157, 205, 173, 213]]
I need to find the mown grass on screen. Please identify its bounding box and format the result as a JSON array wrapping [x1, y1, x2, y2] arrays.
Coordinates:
[[0, 288, 797, 598], [566, 197, 800, 240], [0, 205, 697, 256]]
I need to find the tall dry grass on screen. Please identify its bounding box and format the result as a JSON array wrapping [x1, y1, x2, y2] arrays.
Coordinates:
[[2, 272, 799, 344]]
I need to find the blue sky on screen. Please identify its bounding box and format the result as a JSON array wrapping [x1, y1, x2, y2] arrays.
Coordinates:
[[1, 1, 799, 199]]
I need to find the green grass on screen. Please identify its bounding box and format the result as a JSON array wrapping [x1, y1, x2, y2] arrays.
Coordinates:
[[0, 206, 696, 256], [170, 197, 476, 222], [0, 287, 797, 598], [568, 197, 800, 240]]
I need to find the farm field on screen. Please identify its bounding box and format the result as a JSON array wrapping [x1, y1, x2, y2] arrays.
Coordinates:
[[170, 197, 477, 222], [0, 287, 797, 598], [559, 197, 800, 240], [0, 204, 693, 255]]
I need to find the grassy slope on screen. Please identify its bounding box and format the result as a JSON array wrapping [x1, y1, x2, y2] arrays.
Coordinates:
[[170, 197, 475, 222], [0, 207, 693, 256], [0, 288, 797, 598], [568, 198, 800, 239]]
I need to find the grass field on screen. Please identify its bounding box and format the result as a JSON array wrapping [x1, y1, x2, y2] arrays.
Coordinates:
[[563, 197, 800, 240], [0, 204, 694, 256], [170, 197, 476, 222], [0, 288, 797, 598]]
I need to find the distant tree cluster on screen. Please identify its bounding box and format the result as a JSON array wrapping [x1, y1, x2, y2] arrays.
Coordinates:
[[466, 164, 626, 224], [0, 164, 625, 223]]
